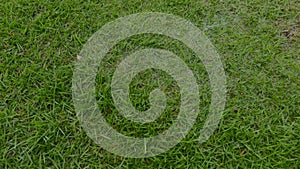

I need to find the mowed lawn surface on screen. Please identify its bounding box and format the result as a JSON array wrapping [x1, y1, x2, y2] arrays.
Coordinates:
[[1, 0, 299, 168]]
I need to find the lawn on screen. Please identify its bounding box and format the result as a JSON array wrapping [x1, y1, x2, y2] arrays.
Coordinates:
[[0, 0, 299, 168]]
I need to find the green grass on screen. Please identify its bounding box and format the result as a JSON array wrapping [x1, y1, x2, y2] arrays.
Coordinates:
[[1, 0, 299, 168]]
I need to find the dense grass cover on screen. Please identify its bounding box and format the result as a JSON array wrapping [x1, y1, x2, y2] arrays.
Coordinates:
[[1, 0, 299, 168]]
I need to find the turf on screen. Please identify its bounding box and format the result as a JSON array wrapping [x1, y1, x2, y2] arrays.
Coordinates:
[[0, 0, 299, 168]]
